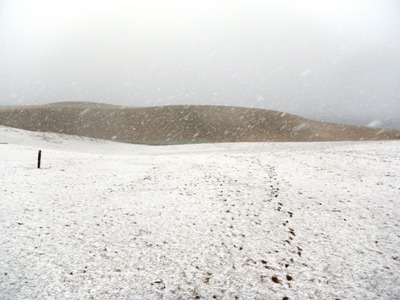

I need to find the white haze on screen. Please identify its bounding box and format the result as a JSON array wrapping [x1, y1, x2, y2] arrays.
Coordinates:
[[0, 0, 399, 128]]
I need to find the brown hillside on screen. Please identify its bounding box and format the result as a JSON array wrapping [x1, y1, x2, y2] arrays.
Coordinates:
[[0, 102, 399, 144]]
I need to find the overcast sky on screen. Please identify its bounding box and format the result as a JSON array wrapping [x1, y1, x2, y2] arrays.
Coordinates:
[[1, 0, 399, 127]]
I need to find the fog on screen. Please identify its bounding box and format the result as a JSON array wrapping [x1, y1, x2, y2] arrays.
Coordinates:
[[1, 0, 399, 128]]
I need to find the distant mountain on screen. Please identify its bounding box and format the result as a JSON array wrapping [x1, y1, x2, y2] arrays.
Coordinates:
[[0, 102, 399, 145], [311, 115, 400, 131]]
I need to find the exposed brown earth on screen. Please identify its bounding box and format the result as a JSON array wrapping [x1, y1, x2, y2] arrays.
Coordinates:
[[0, 102, 399, 145]]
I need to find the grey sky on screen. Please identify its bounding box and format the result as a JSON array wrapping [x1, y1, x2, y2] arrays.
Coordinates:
[[1, 0, 400, 127]]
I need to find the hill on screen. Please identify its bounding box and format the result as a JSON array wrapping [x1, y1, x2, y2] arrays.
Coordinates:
[[0, 102, 399, 144]]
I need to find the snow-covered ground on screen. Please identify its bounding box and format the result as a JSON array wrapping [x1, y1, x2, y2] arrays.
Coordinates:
[[0, 126, 399, 299]]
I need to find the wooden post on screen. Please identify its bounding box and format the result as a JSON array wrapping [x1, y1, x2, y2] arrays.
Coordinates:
[[37, 150, 42, 169]]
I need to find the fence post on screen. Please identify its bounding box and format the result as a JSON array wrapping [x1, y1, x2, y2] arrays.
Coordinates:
[[37, 150, 42, 169]]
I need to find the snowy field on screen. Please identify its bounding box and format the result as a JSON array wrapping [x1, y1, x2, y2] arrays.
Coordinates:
[[0, 126, 399, 300]]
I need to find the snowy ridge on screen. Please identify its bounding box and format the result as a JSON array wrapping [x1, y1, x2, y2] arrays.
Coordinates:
[[0, 126, 399, 299]]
